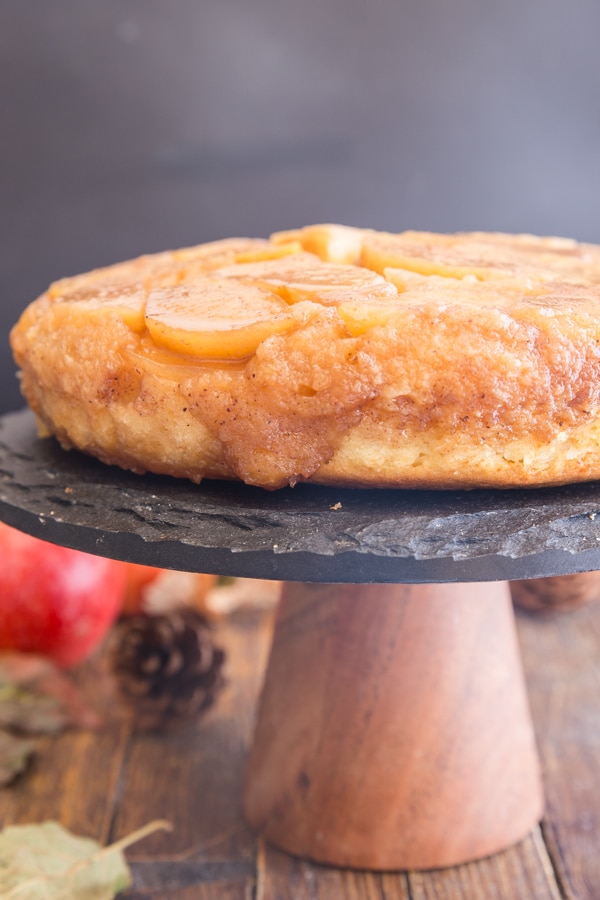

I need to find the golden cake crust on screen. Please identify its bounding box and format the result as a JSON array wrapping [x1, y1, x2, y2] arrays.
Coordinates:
[[10, 226, 600, 490]]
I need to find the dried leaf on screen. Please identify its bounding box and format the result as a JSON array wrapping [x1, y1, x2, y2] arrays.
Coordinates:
[[205, 578, 280, 616], [141, 571, 216, 617], [0, 684, 69, 735], [0, 819, 171, 898], [0, 653, 101, 732], [0, 731, 35, 787]]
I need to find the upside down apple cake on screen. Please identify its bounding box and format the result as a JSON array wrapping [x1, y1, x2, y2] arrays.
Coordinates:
[[10, 224, 600, 489]]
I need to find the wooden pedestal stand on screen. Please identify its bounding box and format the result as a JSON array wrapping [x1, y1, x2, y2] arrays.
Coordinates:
[[243, 580, 543, 870]]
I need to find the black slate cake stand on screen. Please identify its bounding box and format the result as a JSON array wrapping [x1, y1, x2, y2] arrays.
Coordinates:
[[1, 408, 599, 870]]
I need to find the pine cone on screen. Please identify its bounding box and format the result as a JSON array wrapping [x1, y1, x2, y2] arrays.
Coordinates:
[[110, 609, 225, 730]]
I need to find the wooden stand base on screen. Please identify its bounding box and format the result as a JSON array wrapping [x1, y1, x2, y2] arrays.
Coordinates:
[[243, 580, 543, 870]]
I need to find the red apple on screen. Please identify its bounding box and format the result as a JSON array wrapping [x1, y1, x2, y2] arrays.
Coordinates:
[[0, 522, 127, 667]]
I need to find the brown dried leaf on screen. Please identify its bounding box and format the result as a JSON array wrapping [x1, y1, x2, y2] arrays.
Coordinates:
[[0, 653, 101, 732], [0, 730, 35, 786], [205, 578, 280, 616], [0, 684, 67, 734]]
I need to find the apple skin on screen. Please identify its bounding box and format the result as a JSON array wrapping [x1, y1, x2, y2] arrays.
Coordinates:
[[0, 522, 127, 667], [120, 562, 163, 614]]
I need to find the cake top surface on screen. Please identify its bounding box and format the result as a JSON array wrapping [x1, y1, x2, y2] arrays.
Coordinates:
[[40, 224, 600, 362]]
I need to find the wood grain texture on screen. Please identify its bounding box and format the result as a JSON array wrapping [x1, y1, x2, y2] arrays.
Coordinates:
[[256, 821, 561, 899], [407, 828, 561, 900], [0, 590, 599, 896], [517, 602, 600, 899], [0, 700, 129, 842], [114, 612, 273, 894], [259, 840, 411, 899], [244, 581, 543, 870]]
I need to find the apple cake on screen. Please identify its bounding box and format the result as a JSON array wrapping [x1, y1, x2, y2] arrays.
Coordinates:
[[10, 224, 600, 490]]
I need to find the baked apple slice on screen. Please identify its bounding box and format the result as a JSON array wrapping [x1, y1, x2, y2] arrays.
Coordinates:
[[216, 253, 397, 306], [145, 278, 298, 358]]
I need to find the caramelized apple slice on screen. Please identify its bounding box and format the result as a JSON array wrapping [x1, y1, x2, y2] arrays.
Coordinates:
[[49, 252, 178, 296], [339, 271, 544, 336], [172, 238, 271, 271], [383, 267, 537, 303], [216, 254, 397, 306], [271, 224, 368, 264], [234, 241, 304, 263], [145, 278, 297, 358], [360, 229, 600, 283], [48, 279, 147, 332], [361, 231, 499, 281]]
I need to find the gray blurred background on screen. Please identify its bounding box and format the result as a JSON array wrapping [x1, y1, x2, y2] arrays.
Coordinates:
[[2, 0, 599, 414]]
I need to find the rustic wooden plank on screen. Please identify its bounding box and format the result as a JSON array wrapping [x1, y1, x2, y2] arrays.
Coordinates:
[[408, 827, 561, 899], [114, 611, 273, 897], [0, 654, 131, 842], [140, 890, 249, 900], [126, 859, 254, 898], [517, 600, 600, 899], [259, 840, 410, 899], [125, 883, 251, 900], [0, 726, 129, 840], [0, 610, 271, 897], [3, 594, 597, 898], [258, 823, 561, 899]]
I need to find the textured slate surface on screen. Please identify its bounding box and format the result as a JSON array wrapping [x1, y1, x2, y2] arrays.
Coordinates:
[[2, 408, 600, 583]]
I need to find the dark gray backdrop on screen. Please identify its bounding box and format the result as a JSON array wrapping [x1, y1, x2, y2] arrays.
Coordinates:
[[2, 0, 599, 413]]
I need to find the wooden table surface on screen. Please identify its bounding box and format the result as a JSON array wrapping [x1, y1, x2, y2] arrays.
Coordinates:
[[1, 595, 599, 899]]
